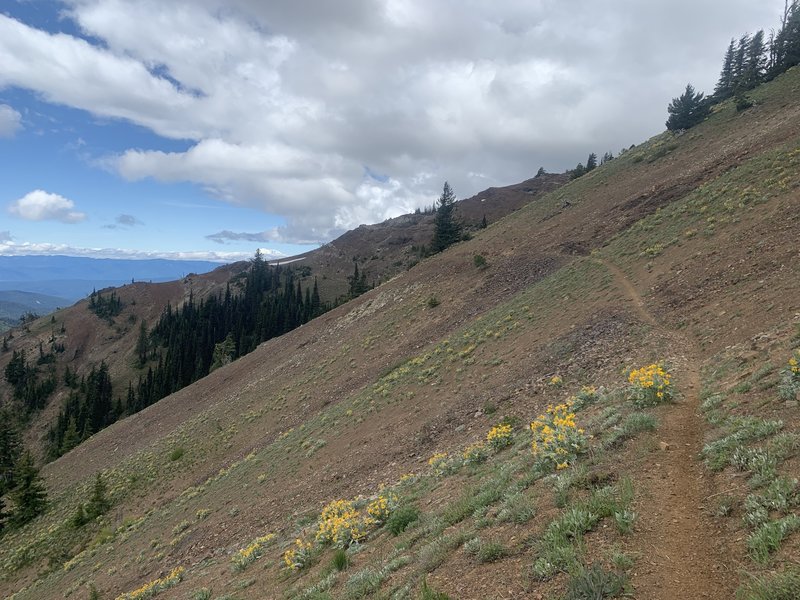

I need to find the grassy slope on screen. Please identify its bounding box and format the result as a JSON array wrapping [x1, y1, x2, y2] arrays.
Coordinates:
[[2, 70, 800, 599]]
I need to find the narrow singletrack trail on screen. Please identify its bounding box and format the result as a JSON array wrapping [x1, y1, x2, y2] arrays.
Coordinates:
[[595, 258, 734, 600]]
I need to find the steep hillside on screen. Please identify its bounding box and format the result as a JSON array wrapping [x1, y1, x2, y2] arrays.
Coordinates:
[[276, 173, 567, 302], [0, 177, 563, 464], [0, 291, 70, 333], [2, 70, 800, 600]]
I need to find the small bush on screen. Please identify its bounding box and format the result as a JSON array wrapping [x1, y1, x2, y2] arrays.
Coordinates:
[[472, 538, 506, 563], [169, 447, 185, 461], [332, 548, 350, 571], [564, 564, 629, 599], [426, 295, 440, 308], [737, 568, 800, 600], [778, 350, 800, 400], [428, 452, 457, 477], [473, 254, 488, 269], [614, 509, 637, 534], [420, 579, 451, 600], [316, 499, 372, 548], [232, 534, 276, 572], [496, 491, 536, 525], [344, 567, 385, 599], [747, 514, 800, 563], [627, 364, 674, 407], [735, 93, 754, 112], [571, 386, 600, 411], [283, 538, 314, 570], [387, 505, 420, 535], [462, 442, 489, 465], [486, 423, 513, 451], [530, 402, 587, 471]]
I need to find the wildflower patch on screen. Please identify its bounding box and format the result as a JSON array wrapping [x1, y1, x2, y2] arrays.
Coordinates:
[[779, 349, 800, 400], [627, 364, 674, 407], [486, 423, 513, 450], [282, 538, 313, 570], [115, 566, 185, 600], [232, 533, 276, 572], [316, 499, 374, 548], [530, 403, 587, 471]]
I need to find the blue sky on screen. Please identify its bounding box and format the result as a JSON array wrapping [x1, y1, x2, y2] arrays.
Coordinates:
[[0, 0, 784, 262]]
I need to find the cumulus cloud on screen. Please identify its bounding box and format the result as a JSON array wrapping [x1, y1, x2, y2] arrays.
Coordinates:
[[0, 1, 783, 242], [8, 190, 87, 223], [0, 104, 22, 137]]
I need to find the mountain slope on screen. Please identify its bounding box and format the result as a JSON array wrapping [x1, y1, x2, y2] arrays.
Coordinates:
[[2, 70, 800, 599], [0, 175, 564, 463]]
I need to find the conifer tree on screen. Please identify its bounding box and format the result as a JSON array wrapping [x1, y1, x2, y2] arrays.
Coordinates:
[[714, 39, 736, 100], [431, 182, 461, 254], [60, 417, 80, 455], [10, 451, 47, 526], [85, 473, 110, 519], [732, 34, 751, 87], [666, 84, 710, 131], [771, 1, 800, 76], [743, 30, 767, 89], [570, 163, 586, 180], [586, 153, 598, 171], [0, 410, 21, 494], [0, 495, 8, 534], [135, 320, 148, 368]]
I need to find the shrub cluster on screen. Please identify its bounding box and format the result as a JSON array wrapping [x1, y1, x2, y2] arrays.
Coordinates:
[[486, 423, 513, 450], [779, 350, 800, 400], [115, 566, 184, 600], [231, 533, 276, 572], [627, 364, 674, 407], [530, 403, 587, 471]]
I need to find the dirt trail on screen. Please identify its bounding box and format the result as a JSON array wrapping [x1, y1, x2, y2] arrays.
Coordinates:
[[596, 258, 734, 600]]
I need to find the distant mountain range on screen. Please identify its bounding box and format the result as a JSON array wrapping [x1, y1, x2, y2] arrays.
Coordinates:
[[0, 255, 226, 301], [0, 290, 71, 332]]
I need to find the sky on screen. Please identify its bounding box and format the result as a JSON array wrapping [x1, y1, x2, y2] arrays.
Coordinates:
[[0, 0, 786, 262]]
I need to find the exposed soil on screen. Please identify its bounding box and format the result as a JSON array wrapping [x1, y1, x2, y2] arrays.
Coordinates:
[[598, 258, 734, 599]]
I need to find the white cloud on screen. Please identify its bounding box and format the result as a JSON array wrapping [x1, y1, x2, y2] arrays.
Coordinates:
[[0, 104, 22, 137], [0, 237, 284, 262], [8, 190, 87, 223], [0, 1, 784, 242]]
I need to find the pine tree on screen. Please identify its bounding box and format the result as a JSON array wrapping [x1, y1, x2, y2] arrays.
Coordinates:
[[536, 166, 546, 177], [771, 1, 800, 76], [311, 277, 321, 317], [431, 182, 462, 254], [732, 34, 751, 89], [586, 153, 598, 171], [85, 473, 110, 519], [569, 163, 586, 180], [10, 451, 47, 526], [0, 410, 21, 495], [480, 214, 488, 229], [0, 495, 8, 534], [666, 84, 710, 131], [135, 320, 148, 368], [743, 30, 767, 89], [59, 417, 81, 455], [714, 39, 736, 100]]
